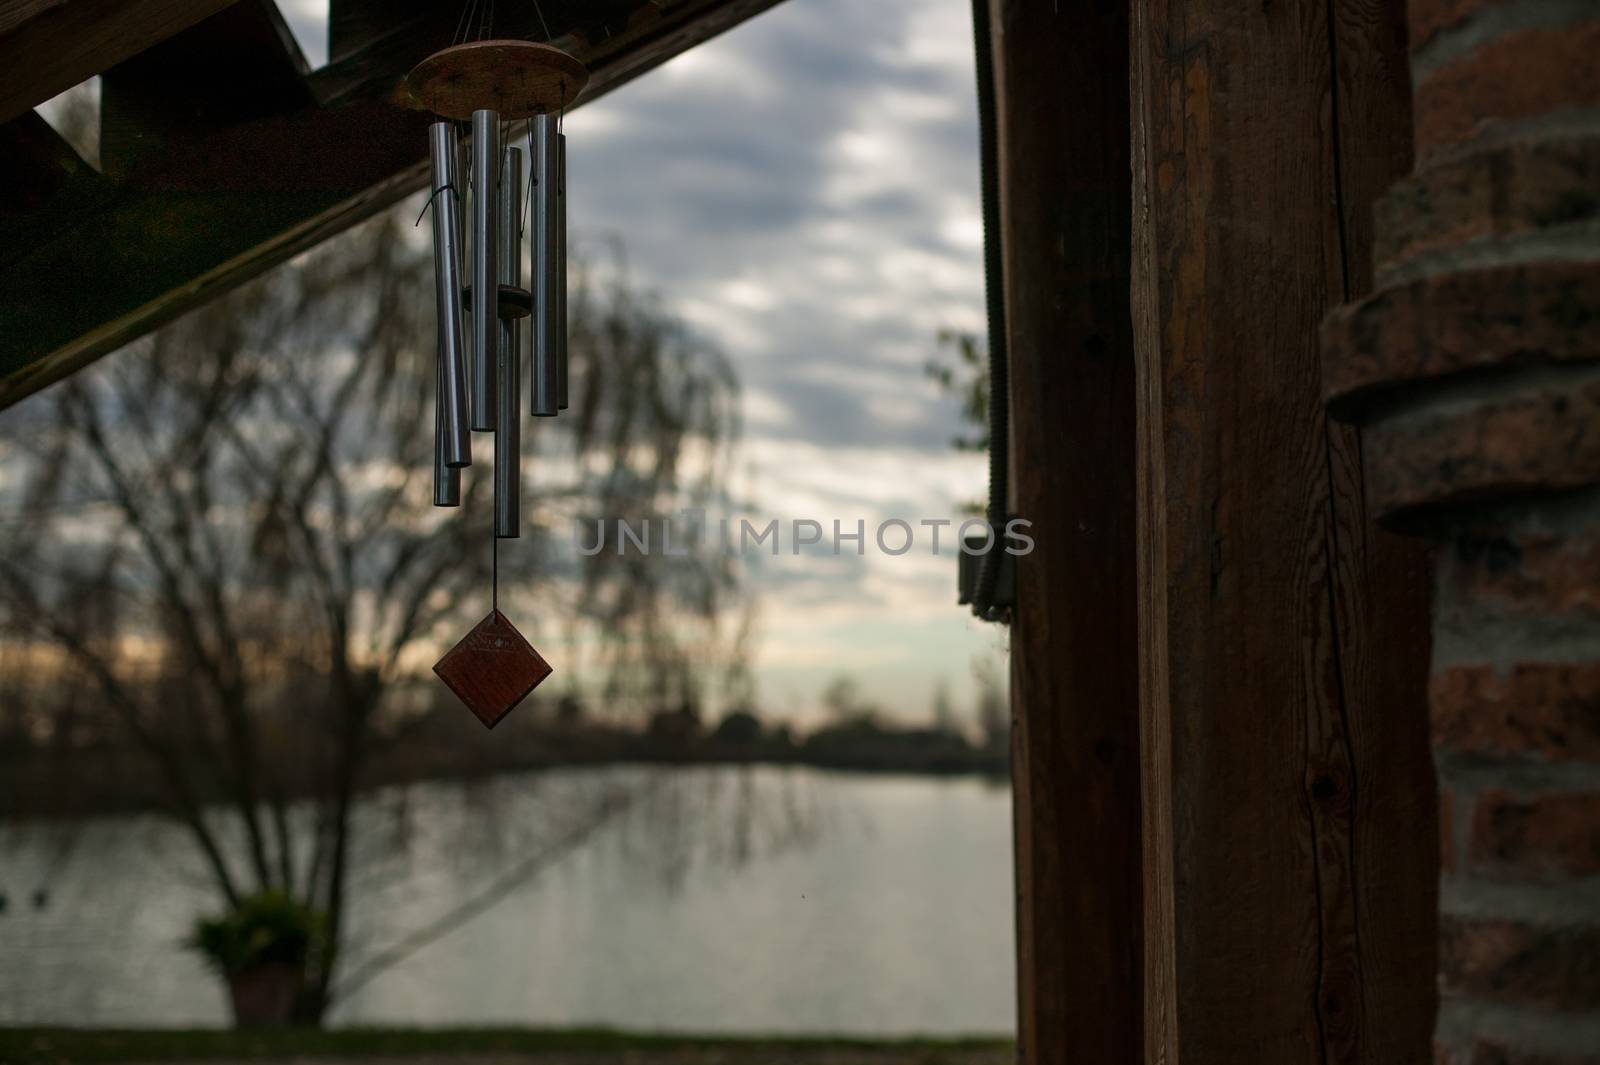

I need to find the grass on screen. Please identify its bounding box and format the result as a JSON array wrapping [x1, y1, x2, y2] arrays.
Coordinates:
[[0, 1028, 1015, 1064]]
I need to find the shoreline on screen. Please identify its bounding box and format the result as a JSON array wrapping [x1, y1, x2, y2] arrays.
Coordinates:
[[0, 1027, 1016, 1064], [2, 732, 1009, 823]]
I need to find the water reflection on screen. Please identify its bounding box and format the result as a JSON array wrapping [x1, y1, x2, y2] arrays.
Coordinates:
[[0, 767, 1013, 1034]]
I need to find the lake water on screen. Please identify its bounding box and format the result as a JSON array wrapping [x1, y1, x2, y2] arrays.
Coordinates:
[[0, 767, 1015, 1035]]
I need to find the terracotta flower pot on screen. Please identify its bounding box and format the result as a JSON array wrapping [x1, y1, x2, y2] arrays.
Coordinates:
[[225, 962, 302, 1027]]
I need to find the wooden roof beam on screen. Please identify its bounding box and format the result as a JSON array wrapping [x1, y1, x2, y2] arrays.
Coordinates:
[[0, 109, 113, 247], [0, 0, 245, 125], [312, 0, 783, 106], [99, 0, 313, 178], [0, 0, 788, 409]]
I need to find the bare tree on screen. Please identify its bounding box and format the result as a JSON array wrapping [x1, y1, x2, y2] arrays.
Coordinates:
[[0, 207, 742, 1021]]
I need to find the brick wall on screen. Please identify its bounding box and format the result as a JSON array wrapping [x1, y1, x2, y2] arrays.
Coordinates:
[[1321, 0, 1600, 1059]]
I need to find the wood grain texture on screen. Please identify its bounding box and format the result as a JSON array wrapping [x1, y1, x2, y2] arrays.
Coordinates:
[[0, 0, 788, 410], [1323, 0, 1439, 1057], [1128, 5, 1176, 1058], [433, 610, 553, 729], [402, 40, 589, 120], [1129, 0, 1434, 1059], [996, 0, 1142, 1062], [0, 0, 242, 124]]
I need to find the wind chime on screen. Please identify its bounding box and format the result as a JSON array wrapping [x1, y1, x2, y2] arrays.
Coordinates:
[[403, 33, 588, 729]]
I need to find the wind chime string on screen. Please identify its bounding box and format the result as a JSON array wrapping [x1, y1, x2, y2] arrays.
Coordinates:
[[524, 121, 536, 223], [452, 0, 478, 46], [414, 181, 456, 227]]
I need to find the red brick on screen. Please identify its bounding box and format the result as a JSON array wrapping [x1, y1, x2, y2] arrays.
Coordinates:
[[1469, 790, 1600, 877], [1471, 1040, 1600, 1065], [1364, 369, 1600, 518], [1372, 139, 1600, 274], [1415, 23, 1600, 161], [1439, 914, 1600, 1010], [1438, 514, 1600, 616], [1409, 0, 1498, 52], [1431, 663, 1600, 761], [1443, 788, 1460, 873], [1322, 261, 1600, 411]]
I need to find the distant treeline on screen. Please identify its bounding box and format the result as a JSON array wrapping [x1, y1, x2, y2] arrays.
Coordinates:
[[1, 703, 1008, 821]]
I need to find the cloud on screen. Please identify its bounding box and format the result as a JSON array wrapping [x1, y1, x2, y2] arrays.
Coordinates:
[[275, 0, 329, 68], [567, 0, 998, 719]]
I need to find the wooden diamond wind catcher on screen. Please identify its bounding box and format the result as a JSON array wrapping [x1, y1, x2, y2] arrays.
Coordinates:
[[434, 610, 555, 729], [406, 28, 589, 727]]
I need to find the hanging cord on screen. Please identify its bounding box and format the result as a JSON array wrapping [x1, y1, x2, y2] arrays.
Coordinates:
[[968, 0, 1011, 623], [524, 122, 536, 229], [413, 182, 457, 227], [452, 0, 479, 46]]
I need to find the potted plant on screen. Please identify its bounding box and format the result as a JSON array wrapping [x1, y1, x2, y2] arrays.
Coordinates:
[[187, 890, 324, 1027]]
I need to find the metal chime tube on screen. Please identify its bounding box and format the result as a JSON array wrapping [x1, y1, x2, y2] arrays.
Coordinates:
[[470, 108, 499, 431], [530, 114, 559, 417], [429, 121, 471, 476], [495, 147, 523, 538], [434, 358, 461, 505], [457, 133, 471, 249], [556, 132, 569, 411]]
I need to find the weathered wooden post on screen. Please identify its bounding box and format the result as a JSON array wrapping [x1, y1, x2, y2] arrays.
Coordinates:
[[987, 0, 1142, 1061], [1129, 0, 1437, 1058]]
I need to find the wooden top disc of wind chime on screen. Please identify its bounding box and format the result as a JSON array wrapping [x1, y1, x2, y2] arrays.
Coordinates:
[[403, 39, 589, 119]]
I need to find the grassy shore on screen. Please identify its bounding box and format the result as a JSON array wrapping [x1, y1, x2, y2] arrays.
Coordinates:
[[0, 1028, 1015, 1065]]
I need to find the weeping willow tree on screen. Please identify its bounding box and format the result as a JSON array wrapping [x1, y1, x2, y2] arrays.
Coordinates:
[[0, 206, 743, 1021]]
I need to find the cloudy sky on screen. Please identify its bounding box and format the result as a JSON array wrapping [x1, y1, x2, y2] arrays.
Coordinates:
[[281, 0, 1004, 727]]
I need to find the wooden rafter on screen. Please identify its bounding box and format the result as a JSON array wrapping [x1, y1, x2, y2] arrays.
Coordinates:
[[0, 0, 786, 409], [0, 0, 244, 125]]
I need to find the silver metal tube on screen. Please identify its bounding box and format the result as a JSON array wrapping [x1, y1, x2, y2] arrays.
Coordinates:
[[433, 353, 461, 506], [454, 129, 471, 409], [556, 132, 568, 411], [455, 130, 470, 282], [470, 108, 499, 431], [495, 147, 523, 538], [530, 114, 559, 417], [429, 120, 470, 469]]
